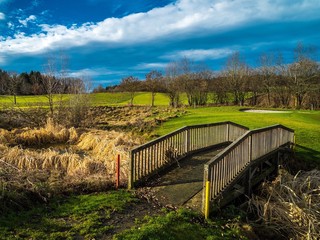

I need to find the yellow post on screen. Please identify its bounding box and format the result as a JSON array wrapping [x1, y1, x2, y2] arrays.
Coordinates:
[[205, 181, 210, 219]]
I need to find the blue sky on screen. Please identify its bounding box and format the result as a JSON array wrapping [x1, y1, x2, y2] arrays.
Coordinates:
[[0, 0, 319, 87]]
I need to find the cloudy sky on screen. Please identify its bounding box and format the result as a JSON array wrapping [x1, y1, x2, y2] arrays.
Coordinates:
[[0, 0, 319, 87]]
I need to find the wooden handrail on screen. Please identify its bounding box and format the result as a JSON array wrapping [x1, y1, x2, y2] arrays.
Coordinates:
[[203, 124, 294, 210], [128, 121, 249, 189]]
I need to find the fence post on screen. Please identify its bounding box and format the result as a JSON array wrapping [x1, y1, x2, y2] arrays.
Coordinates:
[[226, 122, 230, 142], [116, 154, 120, 189], [248, 134, 252, 162], [128, 151, 134, 190], [204, 180, 210, 219], [185, 128, 190, 153]]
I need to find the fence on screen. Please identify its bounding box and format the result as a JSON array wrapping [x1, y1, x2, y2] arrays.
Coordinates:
[[128, 121, 249, 189], [203, 124, 294, 211]]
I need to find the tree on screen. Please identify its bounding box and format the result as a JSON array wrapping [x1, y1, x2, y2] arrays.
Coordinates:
[[259, 53, 276, 105], [119, 76, 140, 106], [0, 70, 10, 94], [145, 70, 164, 107], [223, 52, 250, 106], [210, 75, 229, 105], [7, 72, 22, 104], [92, 84, 106, 93], [288, 43, 319, 109], [164, 61, 182, 107], [272, 53, 292, 108], [183, 70, 212, 107], [247, 69, 263, 106]]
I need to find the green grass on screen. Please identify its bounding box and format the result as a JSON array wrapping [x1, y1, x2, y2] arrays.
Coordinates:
[[154, 106, 320, 167], [0, 92, 208, 108], [114, 208, 247, 240], [0, 190, 136, 240], [90, 92, 182, 106], [0, 95, 69, 108]]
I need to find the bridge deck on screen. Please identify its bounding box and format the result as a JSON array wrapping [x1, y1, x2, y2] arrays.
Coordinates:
[[150, 148, 222, 211]]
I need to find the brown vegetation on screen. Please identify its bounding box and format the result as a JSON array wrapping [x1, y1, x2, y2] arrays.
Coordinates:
[[248, 169, 320, 240], [0, 119, 143, 212]]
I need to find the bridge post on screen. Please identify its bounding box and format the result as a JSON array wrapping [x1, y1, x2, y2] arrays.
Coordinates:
[[226, 123, 230, 141], [128, 151, 134, 190], [204, 180, 210, 219], [246, 167, 252, 196], [185, 128, 190, 153]]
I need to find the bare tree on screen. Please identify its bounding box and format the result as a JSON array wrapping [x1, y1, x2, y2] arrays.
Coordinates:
[[259, 53, 276, 105], [223, 52, 250, 106], [272, 53, 292, 107], [288, 43, 319, 109], [164, 61, 182, 107], [7, 72, 22, 105], [247, 69, 263, 106], [145, 70, 164, 107], [0, 70, 10, 94], [183, 70, 212, 107], [119, 76, 140, 106], [210, 75, 229, 105], [42, 55, 65, 116]]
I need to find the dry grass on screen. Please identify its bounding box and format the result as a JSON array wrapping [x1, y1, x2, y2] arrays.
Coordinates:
[[0, 127, 142, 181], [77, 130, 143, 180], [0, 123, 144, 212], [0, 118, 79, 146], [248, 169, 320, 240]]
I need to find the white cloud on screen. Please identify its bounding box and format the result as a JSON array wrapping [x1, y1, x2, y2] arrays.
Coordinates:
[[0, 12, 5, 20], [133, 62, 167, 70], [0, 0, 319, 56], [18, 15, 37, 27], [7, 21, 14, 29], [163, 48, 234, 61], [69, 67, 124, 78]]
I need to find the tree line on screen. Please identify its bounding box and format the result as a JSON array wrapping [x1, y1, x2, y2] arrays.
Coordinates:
[[0, 70, 84, 97], [105, 43, 319, 109]]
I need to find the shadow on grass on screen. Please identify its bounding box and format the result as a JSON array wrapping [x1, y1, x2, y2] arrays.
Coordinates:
[[287, 144, 320, 173]]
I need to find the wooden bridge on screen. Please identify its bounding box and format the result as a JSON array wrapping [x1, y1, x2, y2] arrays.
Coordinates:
[[128, 122, 294, 218]]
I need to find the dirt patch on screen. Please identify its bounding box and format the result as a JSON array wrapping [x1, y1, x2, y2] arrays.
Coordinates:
[[86, 106, 186, 134], [102, 193, 163, 239]]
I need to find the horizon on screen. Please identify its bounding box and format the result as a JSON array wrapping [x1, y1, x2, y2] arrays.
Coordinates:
[[0, 0, 319, 87]]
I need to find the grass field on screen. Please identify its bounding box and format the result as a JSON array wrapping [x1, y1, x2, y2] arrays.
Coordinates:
[[154, 106, 320, 167], [0, 93, 170, 107], [0, 92, 196, 107], [1, 93, 319, 166], [1, 92, 319, 239]]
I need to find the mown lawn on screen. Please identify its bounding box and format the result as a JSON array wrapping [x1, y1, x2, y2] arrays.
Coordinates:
[[0, 92, 202, 108], [154, 106, 320, 167]]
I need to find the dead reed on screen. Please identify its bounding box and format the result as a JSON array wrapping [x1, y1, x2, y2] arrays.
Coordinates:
[[248, 169, 320, 240], [0, 125, 143, 190]]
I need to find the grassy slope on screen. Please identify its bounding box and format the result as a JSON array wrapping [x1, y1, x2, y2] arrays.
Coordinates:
[[154, 106, 320, 167], [0, 92, 190, 107]]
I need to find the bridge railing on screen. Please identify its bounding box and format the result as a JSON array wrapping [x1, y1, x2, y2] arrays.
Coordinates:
[[128, 121, 249, 189], [203, 125, 294, 209]]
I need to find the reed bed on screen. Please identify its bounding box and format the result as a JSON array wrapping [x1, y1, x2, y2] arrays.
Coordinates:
[[248, 170, 320, 240], [0, 118, 79, 146], [0, 124, 143, 212]]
